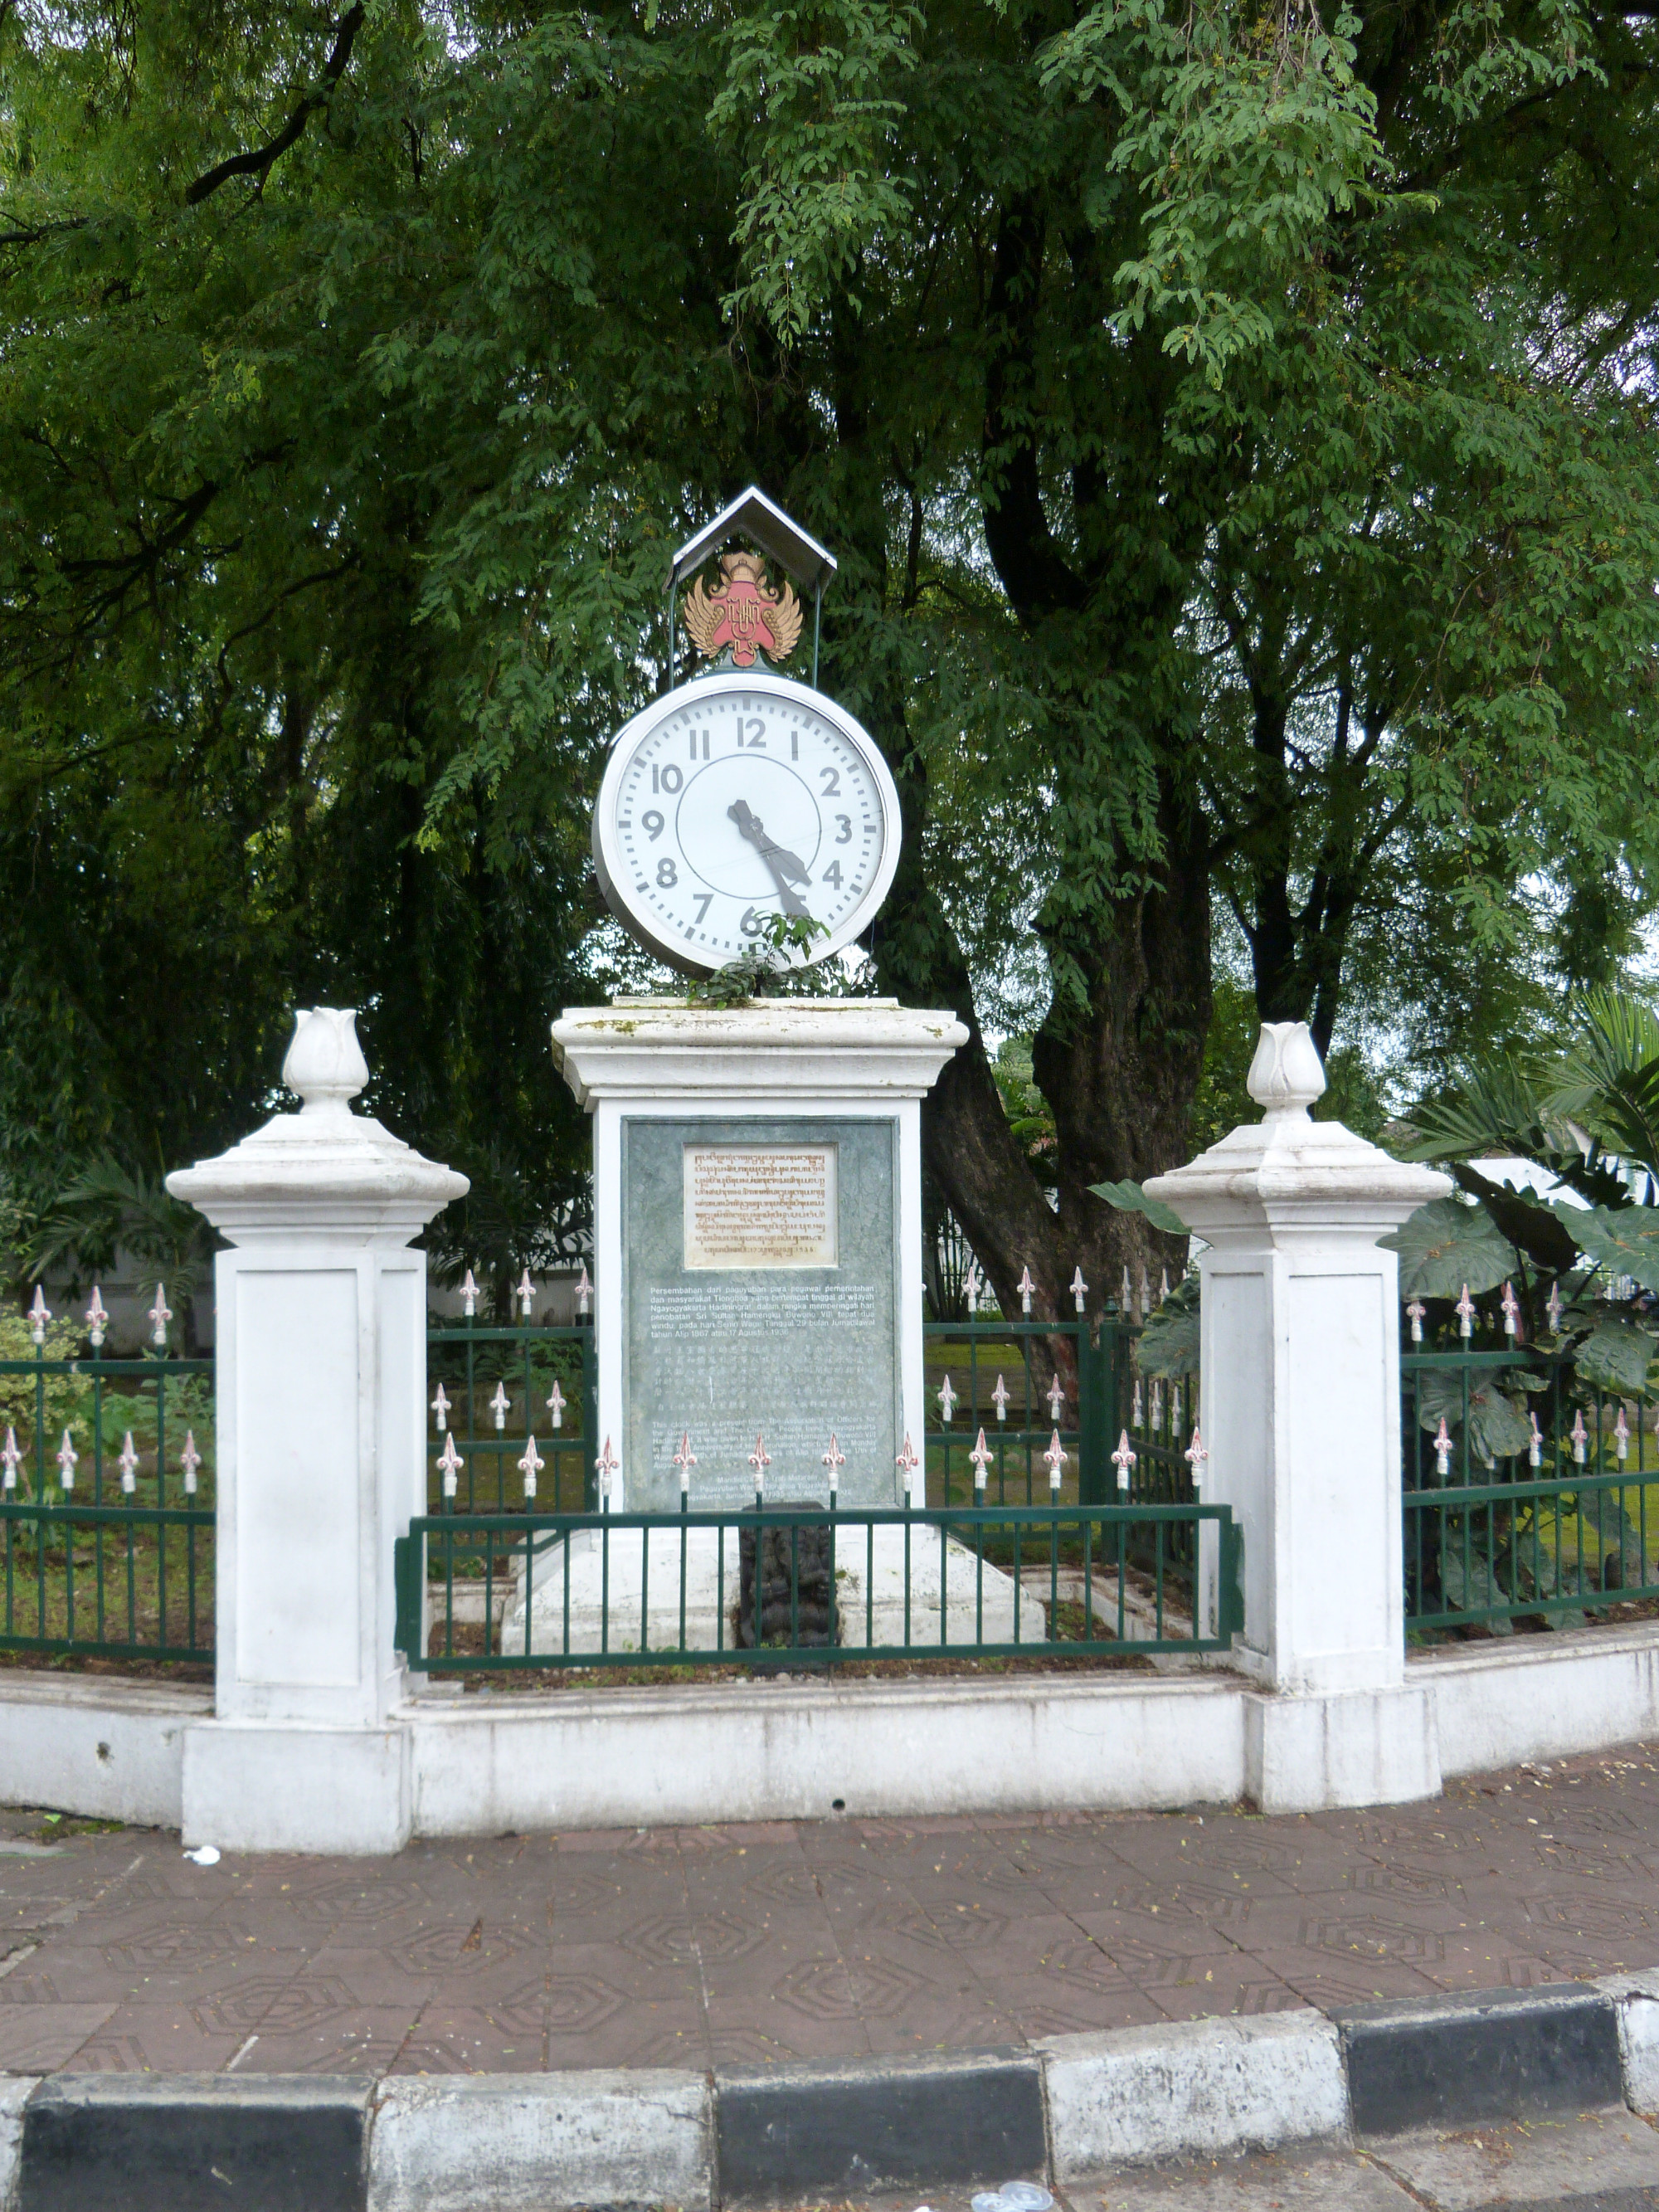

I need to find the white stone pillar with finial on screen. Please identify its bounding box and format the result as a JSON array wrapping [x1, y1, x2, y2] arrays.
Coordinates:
[[166, 1008, 468, 1854], [1146, 1021, 1451, 1814]]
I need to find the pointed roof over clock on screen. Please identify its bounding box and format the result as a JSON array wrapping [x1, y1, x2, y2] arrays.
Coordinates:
[[669, 487, 838, 597]]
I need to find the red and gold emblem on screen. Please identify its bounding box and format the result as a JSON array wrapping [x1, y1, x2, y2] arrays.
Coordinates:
[[682, 551, 804, 669]]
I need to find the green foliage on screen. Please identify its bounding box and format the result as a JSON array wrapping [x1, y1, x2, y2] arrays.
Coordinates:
[[1382, 1197, 1519, 1301], [4, 0, 1659, 1265], [1413, 1367, 1534, 1467], [685, 913, 833, 1007], [1089, 1178, 1189, 1237], [1134, 1273, 1200, 1379]]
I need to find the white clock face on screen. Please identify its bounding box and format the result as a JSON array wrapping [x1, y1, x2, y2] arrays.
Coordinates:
[[593, 670, 902, 972]]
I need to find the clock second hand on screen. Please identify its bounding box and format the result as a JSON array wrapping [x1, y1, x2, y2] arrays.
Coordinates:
[[727, 800, 811, 919]]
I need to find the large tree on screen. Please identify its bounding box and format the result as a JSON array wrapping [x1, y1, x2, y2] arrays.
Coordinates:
[[3, 0, 1659, 1320]]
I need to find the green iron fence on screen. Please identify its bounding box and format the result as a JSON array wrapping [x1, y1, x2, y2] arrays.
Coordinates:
[[0, 1313, 213, 1664], [426, 1315, 598, 1515], [395, 1495, 1243, 1673], [1403, 1348, 1659, 1633]]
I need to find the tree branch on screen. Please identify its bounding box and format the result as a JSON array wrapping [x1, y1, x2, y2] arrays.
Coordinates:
[[185, 5, 364, 206]]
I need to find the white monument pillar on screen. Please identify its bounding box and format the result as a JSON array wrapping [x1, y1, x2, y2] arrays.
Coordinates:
[[1146, 1021, 1451, 1813], [552, 998, 967, 1512], [167, 1009, 467, 1854]]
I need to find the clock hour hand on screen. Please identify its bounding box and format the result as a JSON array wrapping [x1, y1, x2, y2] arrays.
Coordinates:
[[727, 800, 812, 918]]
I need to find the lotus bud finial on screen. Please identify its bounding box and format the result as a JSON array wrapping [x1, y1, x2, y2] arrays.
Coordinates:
[[282, 1007, 369, 1115]]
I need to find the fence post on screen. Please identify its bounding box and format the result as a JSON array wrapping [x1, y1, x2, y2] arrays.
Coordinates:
[[166, 1008, 467, 1854], [1077, 1321, 1112, 1506], [1146, 1021, 1451, 1814]]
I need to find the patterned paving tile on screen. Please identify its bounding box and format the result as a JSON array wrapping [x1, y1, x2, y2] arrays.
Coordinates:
[[7, 1735, 1659, 2073]]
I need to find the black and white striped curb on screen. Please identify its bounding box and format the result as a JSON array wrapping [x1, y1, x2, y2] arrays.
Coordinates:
[[3, 1971, 1658, 2211]]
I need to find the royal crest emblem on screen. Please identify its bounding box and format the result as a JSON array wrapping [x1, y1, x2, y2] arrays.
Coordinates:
[[683, 550, 804, 669]]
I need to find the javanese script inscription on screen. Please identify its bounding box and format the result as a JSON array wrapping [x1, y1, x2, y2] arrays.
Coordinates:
[[684, 1144, 837, 1269]]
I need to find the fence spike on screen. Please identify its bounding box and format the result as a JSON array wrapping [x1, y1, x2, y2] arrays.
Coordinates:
[[1529, 1411, 1543, 1469], [431, 1383, 450, 1433], [56, 1429, 77, 1492], [1121, 1265, 1133, 1314], [85, 1287, 108, 1349], [1017, 1266, 1034, 1316], [1616, 1406, 1631, 1463], [1501, 1281, 1520, 1337], [1047, 1372, 1065, 1424], [1406, 1299, 1426, 1343], [1044, 1428, 1065, 1492], [1111, 1428, 1136, 1491], [1185, 1424, 1208, 1488], [516, 1269, 535, 1318], [1132, 1379, 1144, 1430], [489, 1381, 510, 1432], [1, 1427, 18, 1491], [895, 1434, 920, 1504], [461, 1268, 478, 1318], [437, 1434, 462, 1499], [675, 1430, 698, 1494], [577, 1264, 592, 1317], [1137, 1265, 1151, 1318], [970, 1426, 992, 1491], [748, 1430, 771, 1501], [1546, 1280, 1564, 1333], [1571, 1409, 1588, 1465], [1159, 1269, 1170, 1305], [1434, 1416, 1452, 1478], [820, 1432, 844, 1496], [547, 1380, 566, 1429], [937, 1374, 956, 1424], [992, 1373, 1011, 1423], [148, 1283, 172, 1347], [118, 1430, 139, 1494], [180, 1431, 202, 1494], [28, 1286, 50, 1346], [964, 1259, 981, 1315], [1150, 1378, 1165, 1431], [596, 1434, 620, 1508], [1454, 1283, 1477, 1339], [518, 1434, 543, 1498], [1070, 1266, 1087, 1314]]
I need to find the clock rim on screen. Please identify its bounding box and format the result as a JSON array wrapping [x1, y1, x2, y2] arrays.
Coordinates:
[[592, 669, 902, 977]]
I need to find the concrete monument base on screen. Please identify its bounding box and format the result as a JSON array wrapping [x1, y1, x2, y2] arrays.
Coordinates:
[[498, 1524, 1048, 1658], [1243, 1682, 1441, 1813], [181, 1716, 413, 1854]]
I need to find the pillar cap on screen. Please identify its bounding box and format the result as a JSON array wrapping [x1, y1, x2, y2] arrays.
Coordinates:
[[1146, 1021, 1448, 1239], [167, 1008, 469, 1243]]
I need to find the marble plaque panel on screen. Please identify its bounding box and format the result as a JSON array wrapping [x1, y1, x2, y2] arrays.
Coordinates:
[[684, 1143, 838, 1269], [622, 1116, 899, 1510]]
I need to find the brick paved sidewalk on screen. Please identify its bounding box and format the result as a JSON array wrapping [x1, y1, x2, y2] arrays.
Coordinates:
[[2, 1741, 1657, 2080]]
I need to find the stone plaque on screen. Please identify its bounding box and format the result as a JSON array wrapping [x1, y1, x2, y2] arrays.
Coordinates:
[[622, 1116, 899, 1511], [684, 1144, 838, 1269]]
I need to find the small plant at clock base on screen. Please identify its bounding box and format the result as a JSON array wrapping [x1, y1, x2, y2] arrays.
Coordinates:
[[688, 912, 830, 1007]]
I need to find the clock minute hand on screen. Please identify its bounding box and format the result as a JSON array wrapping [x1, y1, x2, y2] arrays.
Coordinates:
[[727, 801, 812, 918]]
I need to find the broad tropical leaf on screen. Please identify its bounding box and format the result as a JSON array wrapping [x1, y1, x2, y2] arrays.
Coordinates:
[[1573, 1317, 1658, 1396], [1413, 1369, 1535, 1466], [1383, 1198, 1518, 1301], [1438, 1541, 1515, 1631], [1548, 1204, 1659, 1294], [1090, 1179, 1189, 1236]]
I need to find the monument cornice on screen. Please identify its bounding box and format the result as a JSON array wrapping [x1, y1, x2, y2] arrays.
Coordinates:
[[552, 999, 969, 1107]]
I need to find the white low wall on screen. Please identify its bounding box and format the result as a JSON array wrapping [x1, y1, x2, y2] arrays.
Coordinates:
[[0, 1673, 208, 1827], [7, 1625, 1659, 1841], [1423, 1619, 1659, 1777], [406, 1672, 1248, 1835]]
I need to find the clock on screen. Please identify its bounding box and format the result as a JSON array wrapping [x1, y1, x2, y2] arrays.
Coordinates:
[[592, 667, 902, 974]]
